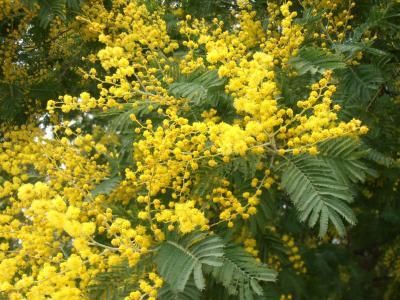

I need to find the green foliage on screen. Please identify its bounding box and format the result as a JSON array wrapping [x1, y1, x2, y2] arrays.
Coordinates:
[[208, 243, 277, 299], [317, 137, 372, 184], [339, 64, 385, 104], [168, 69, 234, 114], [158, 280, 202, 300], [191, 154, 261, 198], [24, 0, 82, 27], [364, 146, 396, 167], [290, 47, 346, 75], [0, 83, 24, 122], [91, 175, 121, 197], [88, 261, 137, 299], [2, 0, 400, 299], [155, 232, 225, 292], [169, 70, 225, 103], [333, 41, 390, 59], [281, 154, 357, 237]]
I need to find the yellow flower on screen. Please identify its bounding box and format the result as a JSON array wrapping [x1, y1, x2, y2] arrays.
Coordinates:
[[17, 184, 34, 201]]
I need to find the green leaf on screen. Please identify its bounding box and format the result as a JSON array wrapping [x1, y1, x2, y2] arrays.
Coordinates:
[[333, 42, 390, 59], [91, 176, 121, 197], [37, 0, 67, 27], [339, 64, 385, 103], [158, 279, 202, 300], [364, 145, 395, 167], [281, 155, 357, 237], [30, 0, 82, 27], [156, 232, 225, 292], [209, 243, 277, 299], [66, 0, 80, 10], [0, 83, 24, 122], [296, 7, 324, 25], [318, 137, 370, 184], [169, 69, 226, 105], [88, 261, 136, 300], [290, 47, 346, 75], [108, 109, 135, 134], [225, 154, 262, 182], [95, 102, 159, 134]]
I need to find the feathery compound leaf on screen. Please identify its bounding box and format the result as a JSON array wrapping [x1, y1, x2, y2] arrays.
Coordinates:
[[37, 0, 67, 27], [318, 137, 370, 184], [364, 145, 395, 167], [0, 83, 24, 122], [32, 0, 82, 27], [66, 0, 80, 10], [95, 102, 159, 133], [290, 47, 346, 75], [333, 42, 390, 59], [156, 232, 224, 292], [209, 244, 277, 299], [168, 70, 226, 105], [91, 176, 121, 197], [339, 64, 385, 103], [281, 155, 357, 237], [158, 279, 202, 300], [107, 109, 135, 134], [88, 262, 136, 299]]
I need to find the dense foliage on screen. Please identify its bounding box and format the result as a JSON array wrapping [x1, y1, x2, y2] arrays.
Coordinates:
[[0, 0, 399, 299]]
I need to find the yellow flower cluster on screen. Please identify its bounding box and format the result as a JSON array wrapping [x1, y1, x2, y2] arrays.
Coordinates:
[[155, 201, 208, 233], [303, 0, 364, 47], [0, 0, 371, 297], [280, 294, 294, 300], [209, 123, 252, 156], [126, 272, 163, 300], [264, 1, 304, 65], [267, 254, 282, 272], [381, 241, 400, 283], [51, 0, 367, 161], [0, 125, 165, 299], [50, 0, 182, 113], [178, 2, 265, 73], [217, 59, 366, 158], [282, 234, 307, 274], [211, 185, 248, 226], [0, 126, 105, 298], [0, 0, 35, 84], [263, 228, 308, 275], [286, 71, 368, 155], [44, 0, 367, 253], [244, 238, 260, 258]]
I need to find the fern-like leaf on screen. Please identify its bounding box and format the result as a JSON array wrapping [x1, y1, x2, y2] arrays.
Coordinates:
[[211, 244, 277, 300], [168, 70, 226, 105], [155, 232, 224, 292], [333, 42, 390, 60], [91, 176, 121, 197], [290, 47, 346, 75], [339, 64, 385, 103], [158, 279, 202, 300], [88, 262, 136, 299], [364, 145, 396, 167], [95, 102, 159, 134], [281, 155, 357, 237], [209, 244, 277, 300], [318, 137, 370, 184], [37, 0, 67, 27]]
